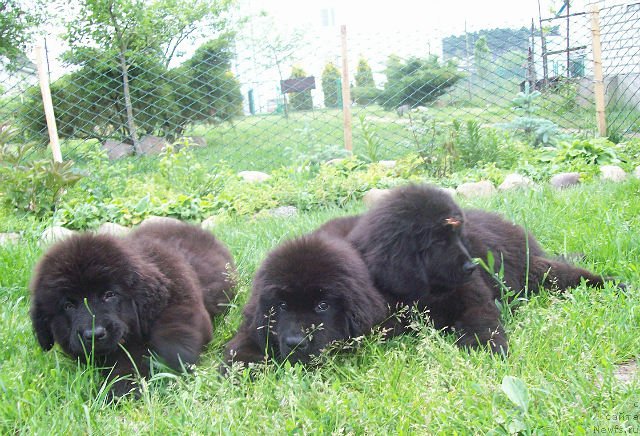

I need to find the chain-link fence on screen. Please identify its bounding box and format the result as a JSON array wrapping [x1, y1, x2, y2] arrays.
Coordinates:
[[1, 2, 639, 173]]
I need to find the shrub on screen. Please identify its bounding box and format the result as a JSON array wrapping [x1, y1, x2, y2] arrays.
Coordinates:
[[355, 57, 375, 88], [499, 90, 563, 147], [352, 86, 381, 106], [288, 66, 313, 111], [378, 55, 464, 111], [175, 36, 243, 124], [0, 123, 82, 216], [17, 37, 242, 145], [321, 62, 341, 108], [538, 138, 622, 169]]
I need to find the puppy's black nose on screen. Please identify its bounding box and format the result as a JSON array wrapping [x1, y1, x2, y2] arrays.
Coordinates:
[[82, 326, 107, 341], [284, 335, 308, 351], [462, 260, 477, 275]]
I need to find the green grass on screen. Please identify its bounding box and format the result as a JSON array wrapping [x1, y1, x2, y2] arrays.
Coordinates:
[[1, 181, 639, 434]]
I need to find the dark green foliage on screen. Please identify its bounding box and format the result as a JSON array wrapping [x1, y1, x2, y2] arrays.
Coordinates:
[[321, 62, 341, 109], [174, 36, 243, 123], [16, 38, 242, 143], [18, 48, 181, 142], [288, 66, 313, 111], [379, 55, 464, 111], [0, 123, 82, 216], [0, 0, 42, 64]]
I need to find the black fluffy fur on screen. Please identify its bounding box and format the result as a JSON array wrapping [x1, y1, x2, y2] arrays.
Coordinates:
[[223, 233, 387, 368], [348, 184, 617, 353], [30, 220, 236, 396]]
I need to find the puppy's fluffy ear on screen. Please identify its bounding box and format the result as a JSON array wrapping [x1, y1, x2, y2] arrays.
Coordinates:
[[30, 305, 54, 351], [128, 263, 171, 337]]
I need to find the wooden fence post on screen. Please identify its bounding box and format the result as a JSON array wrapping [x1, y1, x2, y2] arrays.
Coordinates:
[[590, 5, 607, 137], [340, 25, 353, 152], [34, 45, 62, 162]]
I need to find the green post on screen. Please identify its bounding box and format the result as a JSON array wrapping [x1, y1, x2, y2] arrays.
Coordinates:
[[336, 78, 343, 107], [248, 89, 255, 115]]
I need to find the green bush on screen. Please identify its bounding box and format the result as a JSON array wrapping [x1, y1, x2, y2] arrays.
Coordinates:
[[321, 62, 341, 109], [352, 86, 381, 106], [499, 90, 563, 147], [175, 36, 243, 124], [17, 37, 242, 144], [288, 66, 313, 111], [379, 55, 464, 111], [0, 124, 82, 216], [355, 57, 375, 88]]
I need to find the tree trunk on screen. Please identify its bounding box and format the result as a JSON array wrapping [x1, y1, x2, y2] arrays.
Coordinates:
[[119, 50, 140, 154]]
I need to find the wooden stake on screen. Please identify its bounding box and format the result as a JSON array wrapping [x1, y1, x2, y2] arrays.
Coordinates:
[[340, 25, 353, 152], [590, 5, 607, 137], [34, 45, 62, 162]]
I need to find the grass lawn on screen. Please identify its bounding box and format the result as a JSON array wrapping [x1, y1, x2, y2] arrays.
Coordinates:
[[1, 180, 639, 434]]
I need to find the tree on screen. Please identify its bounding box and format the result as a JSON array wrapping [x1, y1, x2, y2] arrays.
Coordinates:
[[288, 65, 313, 111], [355, 57, 374, 88], [474, 35, 491, 83], [321, 62, 341, 108], [352, 56, 379, 106], [176, 35, 243, 123], [18, 37, 243, 143], [240, 13, 306, 116], [0, 0, 43, 65], [64, 0, 233, 153], [378, 55, 464, 110]]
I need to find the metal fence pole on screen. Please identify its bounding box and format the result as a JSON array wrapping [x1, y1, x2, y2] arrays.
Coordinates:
[[590, 4, 607, 137], [34, 45, 62, 162]]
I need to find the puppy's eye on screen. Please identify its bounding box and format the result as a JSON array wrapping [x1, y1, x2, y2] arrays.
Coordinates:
[[63, 301, 75, 311], [315, 301, 329, 312], [278, 301, 288, 311], [103, 291, 117, 301]]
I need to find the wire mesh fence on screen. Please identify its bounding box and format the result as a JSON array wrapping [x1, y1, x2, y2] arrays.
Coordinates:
[[1, 1, 639, 173]]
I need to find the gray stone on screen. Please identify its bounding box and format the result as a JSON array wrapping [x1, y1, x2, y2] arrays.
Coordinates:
[[238, 171, 271, 183], [614, 360, 638, 385], [96, 222, 129, 237], [396, 104, 410, 117], [363, 188, 391, 208], [138, 135, 169, 155], [0, 232, 20, 246], [41, 226, 76, 245], [201, 216, 218, 232], [456, 181, 496, 198], [550, 172, 581, 189], [186, 136, 207, 147], [634, 166, 640, 179], [103, 139, 133, 160], [267, 206, 298, 218], [141, 216, 183, 226], [600, 165, 627, 182], [378, 160, 397, 169], [442, 187, 456, 198], [498, 173, 535, 191], [325, 158, 346, 166]]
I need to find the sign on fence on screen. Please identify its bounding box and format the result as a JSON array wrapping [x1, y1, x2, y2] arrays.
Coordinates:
[[280, 76, 316, 94]]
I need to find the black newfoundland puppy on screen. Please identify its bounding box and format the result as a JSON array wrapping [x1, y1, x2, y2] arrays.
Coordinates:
[[223, 233, 387, 368], [311, 215, 360, 238], [348, 184, 617, 354], [30, 220, 236, 396]]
